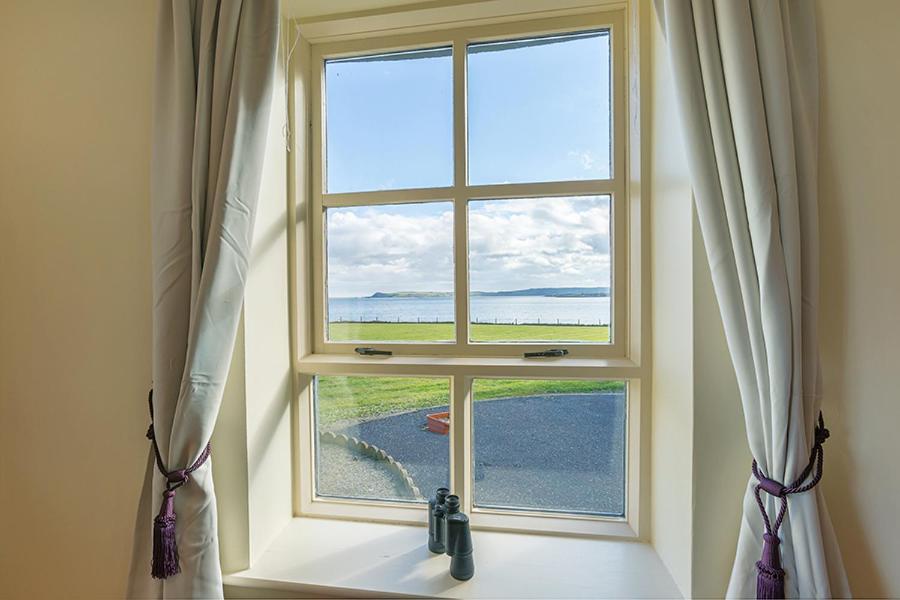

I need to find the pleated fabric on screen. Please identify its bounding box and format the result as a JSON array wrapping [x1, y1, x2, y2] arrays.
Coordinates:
[[653, 1, 849, 597], [127, 2, 279, 597]]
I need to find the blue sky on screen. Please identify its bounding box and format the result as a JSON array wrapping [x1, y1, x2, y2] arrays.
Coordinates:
[[324, 31, 611, 297]]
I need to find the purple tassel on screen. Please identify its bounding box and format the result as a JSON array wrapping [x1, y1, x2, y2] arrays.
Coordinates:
[[144, 391, 211, 579], [756, 533, 785, 599], [151, 490, 180, 579]]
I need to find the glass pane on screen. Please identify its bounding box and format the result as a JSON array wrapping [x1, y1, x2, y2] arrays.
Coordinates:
[[326, 202, 455, 342], [325, 47, 453, 193], [467, 30, 611, 185], [472, 379, 626, 516], [315, 376, 451, 503], [468, 196, 611, 343]]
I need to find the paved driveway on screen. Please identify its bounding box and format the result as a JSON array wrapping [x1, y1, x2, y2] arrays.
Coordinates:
[[329, 393, 626, 515]]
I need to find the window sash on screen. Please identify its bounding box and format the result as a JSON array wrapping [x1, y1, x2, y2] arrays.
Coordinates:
[[309, 12, 628, 359], [296, 366, 643, 538]]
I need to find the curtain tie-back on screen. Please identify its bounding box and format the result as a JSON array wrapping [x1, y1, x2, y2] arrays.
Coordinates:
[[751, 413, 830, 599], [145, 389, 212, 579]]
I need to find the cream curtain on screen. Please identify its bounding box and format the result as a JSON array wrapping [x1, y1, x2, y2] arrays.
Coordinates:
[[653, 1, 849, 598], [127, 1, 279, 598]]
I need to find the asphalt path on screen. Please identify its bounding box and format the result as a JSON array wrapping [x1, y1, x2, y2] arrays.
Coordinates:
[[327, 393, 626, 515]]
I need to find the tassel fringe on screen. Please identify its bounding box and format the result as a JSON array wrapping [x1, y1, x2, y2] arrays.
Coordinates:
[[756, 533, 785, 599], [151, 490, 180, 579]]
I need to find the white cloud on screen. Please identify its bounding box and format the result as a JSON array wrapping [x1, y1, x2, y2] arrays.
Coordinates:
[[326, 197, 611, 297], [469, 196, 610, 291], [567, 150, 599, 171], [326, 205, 454, 297]]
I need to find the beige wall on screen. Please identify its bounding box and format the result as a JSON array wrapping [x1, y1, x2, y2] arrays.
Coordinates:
[[817, 1, 900, 598], [0, 1, 155, 598]]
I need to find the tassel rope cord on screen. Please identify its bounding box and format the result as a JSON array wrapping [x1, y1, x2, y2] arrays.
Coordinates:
[[751, 412, 829, 599], [145, 389, 212, 579]]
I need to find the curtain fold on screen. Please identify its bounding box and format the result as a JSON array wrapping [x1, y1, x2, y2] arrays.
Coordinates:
[[653, 1, 849, 597], [128, 1, 279, 598]]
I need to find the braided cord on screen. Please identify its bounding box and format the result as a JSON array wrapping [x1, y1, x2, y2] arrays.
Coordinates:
[[145, 389, 212, 491], [752, 412, 829, 538]]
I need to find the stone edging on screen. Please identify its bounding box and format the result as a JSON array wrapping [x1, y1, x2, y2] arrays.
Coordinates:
[[319, 430, 423, 501]]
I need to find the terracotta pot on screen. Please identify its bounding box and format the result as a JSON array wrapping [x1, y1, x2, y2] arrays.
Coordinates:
[[426, 411, 450, 435]]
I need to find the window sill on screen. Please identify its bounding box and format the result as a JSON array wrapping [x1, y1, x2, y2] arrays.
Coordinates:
[[223, 518, 681, 599]]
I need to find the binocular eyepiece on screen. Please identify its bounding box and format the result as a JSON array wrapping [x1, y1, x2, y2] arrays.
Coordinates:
[[428, 488, 474, 581]]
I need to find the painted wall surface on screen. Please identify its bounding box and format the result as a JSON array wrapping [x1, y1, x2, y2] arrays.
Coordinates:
[[648, 8, 694, 595], [817, 1, 900, 598], [0, 1, 155, 598]]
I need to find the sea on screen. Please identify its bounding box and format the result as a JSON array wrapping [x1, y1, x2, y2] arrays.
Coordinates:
[[328, 295, 610, 326]]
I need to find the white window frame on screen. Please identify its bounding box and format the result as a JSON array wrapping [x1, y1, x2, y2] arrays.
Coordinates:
[[294, 8, 646, 539], [309, 11, 626, 360]]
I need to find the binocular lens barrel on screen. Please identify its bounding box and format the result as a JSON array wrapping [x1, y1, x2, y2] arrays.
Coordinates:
[[428, 489, 474, 581]]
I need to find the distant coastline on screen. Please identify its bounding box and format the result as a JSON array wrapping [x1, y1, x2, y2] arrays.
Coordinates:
[[367, 286, 610, 299], [329, 291, 611, 326]]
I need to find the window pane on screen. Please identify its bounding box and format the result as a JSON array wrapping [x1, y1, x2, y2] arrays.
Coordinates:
[[472, 379, 626, 516], [325, 47, 453, 193], [315, 376, 450, 503], [468, 196, 611, 343], [326, 202, 454, 342], [467, 30, 611, 185]]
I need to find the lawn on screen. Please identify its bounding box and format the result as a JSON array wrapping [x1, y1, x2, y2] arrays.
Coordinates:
[[328, 321, 610, 343], [317, 376, 625, 427]]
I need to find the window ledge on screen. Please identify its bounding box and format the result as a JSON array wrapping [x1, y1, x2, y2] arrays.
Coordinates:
[[223, 518, 681, 599]]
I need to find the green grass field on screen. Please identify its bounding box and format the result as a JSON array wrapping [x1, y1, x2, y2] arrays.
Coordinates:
[[317, 376, 624, 427], [328, 321, 610, 343]]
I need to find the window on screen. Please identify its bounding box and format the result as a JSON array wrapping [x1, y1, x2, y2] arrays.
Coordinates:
[[299, 10, 641, 537]]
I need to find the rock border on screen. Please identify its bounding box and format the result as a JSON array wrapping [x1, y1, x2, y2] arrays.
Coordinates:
[[319, 430, 423, 501]]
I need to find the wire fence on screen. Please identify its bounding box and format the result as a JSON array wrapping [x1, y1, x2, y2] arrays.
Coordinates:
[[331, 317, 610, 327]]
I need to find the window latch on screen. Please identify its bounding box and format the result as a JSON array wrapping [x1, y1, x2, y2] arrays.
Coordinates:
[[354, 347, 393, 357], [523, 348, 569, 358]]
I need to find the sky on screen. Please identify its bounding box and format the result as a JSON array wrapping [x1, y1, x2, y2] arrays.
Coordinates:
[[324, 31, 611, 297]]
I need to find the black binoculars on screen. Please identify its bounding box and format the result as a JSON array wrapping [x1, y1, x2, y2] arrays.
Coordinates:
[[428, 487, 474, 581]]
